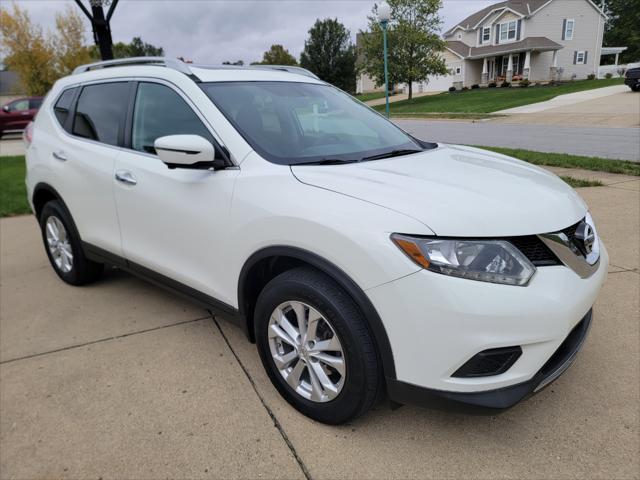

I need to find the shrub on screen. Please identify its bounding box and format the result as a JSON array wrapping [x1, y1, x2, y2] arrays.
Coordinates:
[[501, 81, 511, 88], [587, 73, 596, 80], [471, 84, 480, 89], [462, 86, 469, 91], [520, 79, 531, 88], [488, 82, 497, 88], [448, 86, 457, 93], [605, 72, 613, 79]]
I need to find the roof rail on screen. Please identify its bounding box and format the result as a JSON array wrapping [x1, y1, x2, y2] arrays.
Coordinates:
[[72, 57, 196, 78], [247, 65, 319, 79]]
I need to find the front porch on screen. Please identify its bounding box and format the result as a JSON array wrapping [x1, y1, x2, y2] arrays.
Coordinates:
[[474, 49, 562, 86]]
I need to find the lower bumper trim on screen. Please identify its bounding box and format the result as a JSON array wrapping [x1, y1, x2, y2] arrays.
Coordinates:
[[387, 309, 592, 413]]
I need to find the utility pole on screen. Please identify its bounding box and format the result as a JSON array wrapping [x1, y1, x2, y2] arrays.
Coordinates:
[[74, 0, 119, 60]]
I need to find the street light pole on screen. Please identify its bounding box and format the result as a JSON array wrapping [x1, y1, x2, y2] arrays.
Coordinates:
[[377, 2, 391, 118], [74, 0, 119, 61]]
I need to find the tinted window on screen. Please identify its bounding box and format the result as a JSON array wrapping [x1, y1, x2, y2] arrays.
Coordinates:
[[73, 82, 129, 146], [54, 88, 77, 129], [132, 82, 214, 154], [29, 98, 43, 110]]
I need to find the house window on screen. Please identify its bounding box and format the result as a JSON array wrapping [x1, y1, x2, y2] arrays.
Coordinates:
[[482, 27, 491, 42], [575, 51, 587, 64], [457, 33, 462, 40], [564, 19, 575, 40], [455, 67, 461, 75], [499, 20, 517, 42]]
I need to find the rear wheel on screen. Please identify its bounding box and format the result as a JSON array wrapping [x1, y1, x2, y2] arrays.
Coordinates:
[[255, 267, 380, 424], [39, 200, 103, 285]]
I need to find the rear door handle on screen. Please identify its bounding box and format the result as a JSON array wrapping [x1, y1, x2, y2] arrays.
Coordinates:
[[52, 151, 67, 162], [115, 170, 137, 186]]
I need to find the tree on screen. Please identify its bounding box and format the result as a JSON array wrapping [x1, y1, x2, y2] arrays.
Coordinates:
[[604, 0, 640, 64], [89, 36, 164, 59], [300, 18, 357, 93], [1, 4, 91, 95], [358, 0, 447, 100], [253, 44, 297, 65]]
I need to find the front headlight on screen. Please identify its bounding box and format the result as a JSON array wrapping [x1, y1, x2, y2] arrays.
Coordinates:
[[391, 234, 536, 286]]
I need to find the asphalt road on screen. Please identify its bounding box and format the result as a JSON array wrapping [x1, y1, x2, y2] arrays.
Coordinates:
[[396, 119, 640, 162]]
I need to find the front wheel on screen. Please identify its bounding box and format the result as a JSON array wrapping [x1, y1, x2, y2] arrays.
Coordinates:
[[39, 200, 104, 285], [255, 267, 381, 424]]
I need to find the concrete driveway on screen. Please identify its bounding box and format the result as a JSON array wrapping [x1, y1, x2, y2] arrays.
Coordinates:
[[495, 88, 640, 128], [1, 171, 638, 479]]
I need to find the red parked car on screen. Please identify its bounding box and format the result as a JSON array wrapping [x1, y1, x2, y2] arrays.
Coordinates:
[[0, 97, 43, 138]]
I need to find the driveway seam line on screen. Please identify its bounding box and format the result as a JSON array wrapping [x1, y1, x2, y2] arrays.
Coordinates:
[[211, 315, 312, 480], [0, 316, 209, 365]]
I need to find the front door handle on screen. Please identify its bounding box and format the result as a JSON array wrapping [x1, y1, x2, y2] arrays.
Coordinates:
[[115, 170, 137, 186], [52, 151, 67, 162]]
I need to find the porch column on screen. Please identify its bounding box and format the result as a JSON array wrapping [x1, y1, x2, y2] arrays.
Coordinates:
[[506, 53, 513, 83], [615, 52, 620, 66], [481, 57, 488, 85], [523, 50, 531, 80], [550, 50, 559, 81]]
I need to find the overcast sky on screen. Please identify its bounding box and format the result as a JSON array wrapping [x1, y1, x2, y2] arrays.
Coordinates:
[[9, 0, 495, 64]]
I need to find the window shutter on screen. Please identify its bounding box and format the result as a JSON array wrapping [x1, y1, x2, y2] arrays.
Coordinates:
[[562, 19, 567, 40], [584, 51, 588, 64], [573, 51, 577, 64], [495, 25, 500, 44], [517, 20, 522, 40], [479, 29, 483, 44]]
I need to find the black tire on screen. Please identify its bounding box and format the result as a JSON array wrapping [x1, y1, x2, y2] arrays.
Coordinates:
[[255, 267, 380, 424], [632, 85, 640, 92], [39, 200, 103, 285]]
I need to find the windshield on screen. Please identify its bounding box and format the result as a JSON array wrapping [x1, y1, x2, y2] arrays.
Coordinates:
[[200, 81, 424, 165]]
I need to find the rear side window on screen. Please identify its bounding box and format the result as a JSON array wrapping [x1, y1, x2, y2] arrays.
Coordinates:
[[73, 82, 129, 146], [30, 98, 43, 110], [131, 82, 214, 154], [53, 88, 77, 130]]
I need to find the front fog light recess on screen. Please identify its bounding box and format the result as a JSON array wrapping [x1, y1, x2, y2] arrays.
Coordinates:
[[391, 234, 536, 286]]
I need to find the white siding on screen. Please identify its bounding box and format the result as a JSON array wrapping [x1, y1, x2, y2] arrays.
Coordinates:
[[525, 0, 604, 79]]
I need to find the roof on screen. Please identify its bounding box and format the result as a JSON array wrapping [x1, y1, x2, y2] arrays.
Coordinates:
[[446, 37, 563, 59], [601, 47, 628, 55], [444, 0, 604, 36]]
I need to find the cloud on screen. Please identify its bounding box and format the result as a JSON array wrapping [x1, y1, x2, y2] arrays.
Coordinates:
[[10, 0, 496, 63]]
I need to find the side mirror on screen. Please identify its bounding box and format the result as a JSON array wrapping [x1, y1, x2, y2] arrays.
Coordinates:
[[154, 134, 226, 170], [2, 105, 10, 113]]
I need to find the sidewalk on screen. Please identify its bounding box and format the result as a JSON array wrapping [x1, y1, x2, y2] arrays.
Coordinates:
[[1, 167, 638, 479], [365, 91, 439, 107]]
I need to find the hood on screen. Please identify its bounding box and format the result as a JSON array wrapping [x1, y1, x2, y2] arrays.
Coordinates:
[[291, 145, 587, 237]]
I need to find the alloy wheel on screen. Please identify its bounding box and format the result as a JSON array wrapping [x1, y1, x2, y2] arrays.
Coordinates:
[[45, 216, 73, 273], [268, 301, 346, 402]]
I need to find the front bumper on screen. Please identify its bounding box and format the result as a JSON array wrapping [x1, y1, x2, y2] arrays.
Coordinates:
[[387, 309, 592, 411], [366, 243, 608, 410], [625, 77, 640, 87]]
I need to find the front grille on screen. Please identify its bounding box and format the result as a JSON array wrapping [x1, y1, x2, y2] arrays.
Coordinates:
[[626, 68, 640, 80], [508, 235, 561, 266], [561, 222, 579, 243]]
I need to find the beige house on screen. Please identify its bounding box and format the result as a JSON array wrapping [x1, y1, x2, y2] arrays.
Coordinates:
[[442, 0, 609, 87]]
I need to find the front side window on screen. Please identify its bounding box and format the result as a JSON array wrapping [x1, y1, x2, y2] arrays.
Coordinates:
[[9, 99, 29, 112], [131, 82, 214, 154], [73, 82, 129, 146], [201, 81, 422, 165]]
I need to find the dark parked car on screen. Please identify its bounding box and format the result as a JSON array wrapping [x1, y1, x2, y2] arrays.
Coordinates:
[[0, 97, 43, 137], [625, 63, 640, 92]]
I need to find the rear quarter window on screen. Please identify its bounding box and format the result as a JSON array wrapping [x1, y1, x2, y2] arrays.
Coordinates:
[[53, 88, 77, 131]]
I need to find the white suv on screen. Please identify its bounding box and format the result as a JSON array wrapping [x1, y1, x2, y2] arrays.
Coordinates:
[[25, 57, 607, 424]]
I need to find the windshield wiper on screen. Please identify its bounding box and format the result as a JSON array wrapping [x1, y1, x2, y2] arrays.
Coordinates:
[[294, 158, 360, 166], [361, 149, 423, 162]]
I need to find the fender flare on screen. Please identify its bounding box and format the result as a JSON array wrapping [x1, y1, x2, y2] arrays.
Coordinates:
[[238, 245, 397, 381]]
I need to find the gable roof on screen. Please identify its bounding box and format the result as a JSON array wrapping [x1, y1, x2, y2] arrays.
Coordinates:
[[444, 0, 604, 36]]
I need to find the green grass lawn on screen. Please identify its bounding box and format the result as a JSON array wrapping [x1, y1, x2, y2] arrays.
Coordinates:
[[374, 78, 624, 114], [477, 147, 640, 176], [559, 176, 604, 188], [354, 91, 389, 103], [0, 156, 30, 217]]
